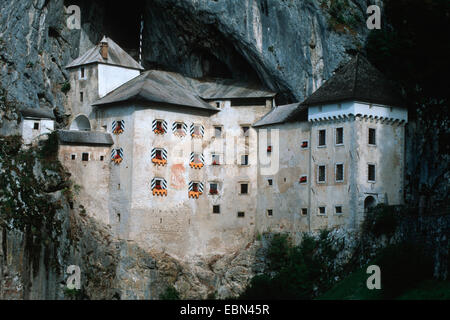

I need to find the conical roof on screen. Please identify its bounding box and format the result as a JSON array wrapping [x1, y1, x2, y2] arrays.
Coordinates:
[[301, 54, 403, 107]]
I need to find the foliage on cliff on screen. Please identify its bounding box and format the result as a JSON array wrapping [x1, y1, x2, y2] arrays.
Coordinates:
[[365, 0, 450, 209], [239, 231, 344, 299], [0, 134, 68, 274]]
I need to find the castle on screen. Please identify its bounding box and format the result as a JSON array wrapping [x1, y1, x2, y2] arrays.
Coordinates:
[[30, 37, 408, 258]]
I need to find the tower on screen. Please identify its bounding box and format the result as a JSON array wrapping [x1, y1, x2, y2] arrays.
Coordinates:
[[65, 36, 144, 131]]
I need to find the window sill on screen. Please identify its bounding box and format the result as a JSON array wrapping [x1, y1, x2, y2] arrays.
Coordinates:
[[317, 145, 327, 148], [335, 144, 344, 147]]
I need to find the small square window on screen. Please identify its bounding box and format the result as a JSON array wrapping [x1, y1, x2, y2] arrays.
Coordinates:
[[213, 205, 220, 214], [318, 165, 326, 183], [33, 122, 40, 130], [100, 156, 104, 161], [301, 208, 308, 216], [82, 153, 89, 161], [301, 140, 308, 149], [318, 129, 326, 146], [368, 164, 376, 182], [215, 102, 221, 108], [318, 206, 326, 215], [335, 206, 343, 215], [240, 183, 248, 194], [237, 211, 245, 218], [71, 154, 76, 160], [241, 154, 249, 165], [212, 154, 220, 165], [336, 127, 343, 145], [369, 128, 376, 145], [209, 183, 218, 195], [268, 179, 273, 186], [267, 209, 273, 216]]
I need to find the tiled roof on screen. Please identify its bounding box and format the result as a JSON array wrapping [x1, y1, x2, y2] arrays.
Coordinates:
[[301, 54, 403, 107], [253, 103, 307, 127], [65, 36, 144, 70], [56, 130, 114, 145]]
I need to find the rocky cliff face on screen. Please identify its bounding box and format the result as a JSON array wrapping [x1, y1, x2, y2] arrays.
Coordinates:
[[5, 0, 445, 300]]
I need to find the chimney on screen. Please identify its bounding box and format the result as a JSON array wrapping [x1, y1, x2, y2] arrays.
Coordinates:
[[100, 36, 108, 60]]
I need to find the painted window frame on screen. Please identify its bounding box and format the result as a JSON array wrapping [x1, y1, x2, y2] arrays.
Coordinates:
[[368, 128, 377, 146], [335, 205, 343, 215], [335, 127, 344, 146], [335, 163, 344, 183], [79, 67, 87, 80], [318, 129, 326, 147], [318, 206, 327, 216], [301, 208, 308, 216], [317, 165, 327, 184]]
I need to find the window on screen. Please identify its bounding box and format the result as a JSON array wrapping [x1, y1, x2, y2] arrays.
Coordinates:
[[213, 205, 220, 214], [100, 156, 104, 161], [241, 154, 249, 165], [242, 126, 250, 137], [318, 206, 326, 215], [117, 213, 121, 222], [152, 178, 168, 196], [79, 67, 85, 79], [335, 163, 344, 182], [301, 140, 308, 149], [240, 183, 248, 194], [268, 179, 273, 186], [33, 122, 40, 130], [237, 211, 245, 218], [369, 128, 376, 145], [80, 91, 84, 102], [318, 129, 326, 146], [335, 127, 343, 145], [335, 206, 343, 215], [212, 154, 220, 165], [82, 153, 89, 161], [368, 164, 376, 182], [267, 145, 272, 153], [215, 102, 221, 109], [209, 183, 218, 195], [192, 124, 203, 137], [71, 154, 76, 160], [318, 165, 326, 183], [301, 208, 308, 216], [267, 209, 273, 217], [299, 175, 307, 184], [214, 126, 222, 138]]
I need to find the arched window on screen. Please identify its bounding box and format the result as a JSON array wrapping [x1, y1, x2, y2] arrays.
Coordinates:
[[70, 115, 91, 131]]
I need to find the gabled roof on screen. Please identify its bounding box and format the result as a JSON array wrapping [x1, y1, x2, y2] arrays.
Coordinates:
[[20, 108, 55, 120], [65, 36, 144, 70], [56, 130, 114, 146], [253, 103, 307, 127], [301, 54, 403, 107], [92, 70, 275, 111]]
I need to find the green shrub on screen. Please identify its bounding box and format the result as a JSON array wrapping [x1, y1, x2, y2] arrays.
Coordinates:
[[39, 131, 59, 159], [159, 285, 180, 300], [362, 204, 399, 237], [61, 81, 71, 94]]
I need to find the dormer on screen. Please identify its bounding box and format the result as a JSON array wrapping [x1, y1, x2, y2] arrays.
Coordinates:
[[65, 36, 144, 120]]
